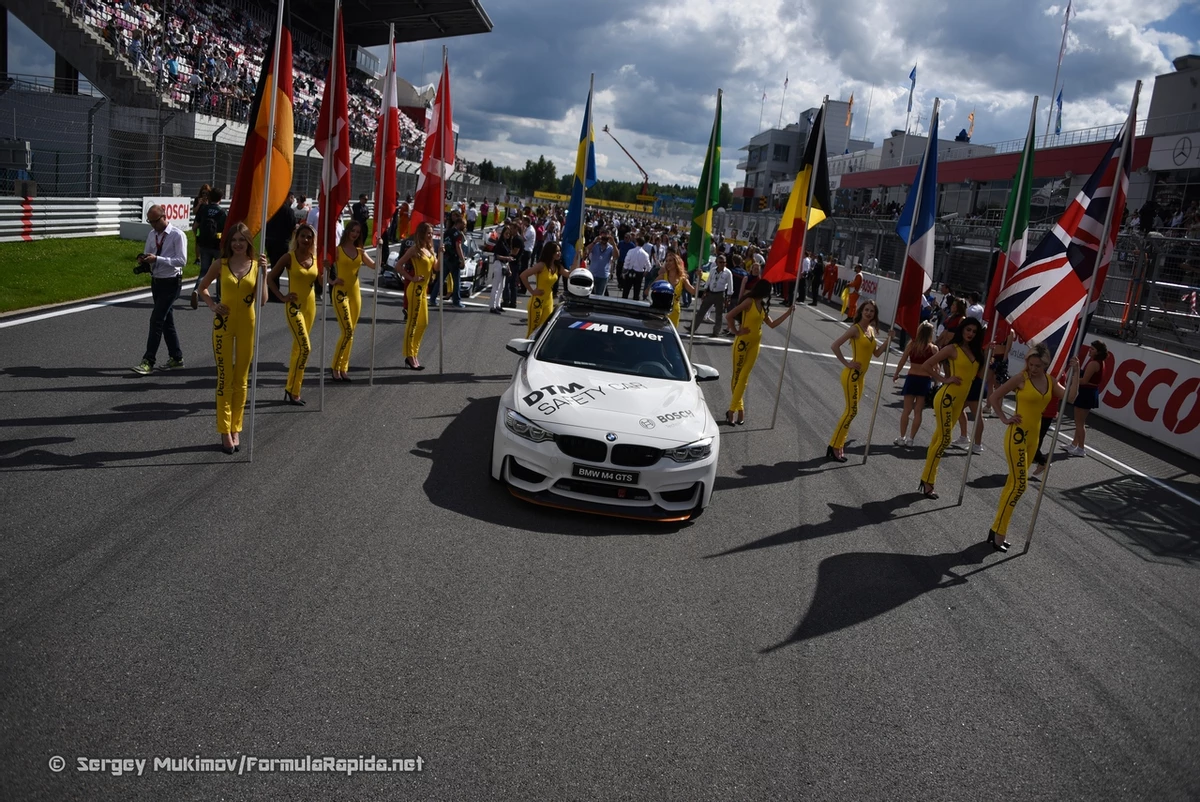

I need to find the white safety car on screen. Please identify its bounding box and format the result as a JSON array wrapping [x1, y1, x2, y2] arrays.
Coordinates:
[[491, 283, 721, 522]]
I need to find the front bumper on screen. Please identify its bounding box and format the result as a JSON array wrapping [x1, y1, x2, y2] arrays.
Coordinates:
[[496, 428, 717, 521]]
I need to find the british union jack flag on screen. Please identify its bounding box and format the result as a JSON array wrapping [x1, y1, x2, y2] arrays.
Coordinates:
[[996, 120, 1132, 376]]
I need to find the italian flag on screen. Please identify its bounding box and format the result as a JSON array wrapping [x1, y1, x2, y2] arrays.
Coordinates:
[[984, 113, 1036, 340]]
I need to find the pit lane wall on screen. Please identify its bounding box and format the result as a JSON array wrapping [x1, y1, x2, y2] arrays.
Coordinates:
[[841, 265, 1200, 459]]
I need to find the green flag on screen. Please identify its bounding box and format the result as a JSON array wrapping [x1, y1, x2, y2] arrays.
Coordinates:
[[985, 105, 1037, 329], [688, 92, 722, 274]]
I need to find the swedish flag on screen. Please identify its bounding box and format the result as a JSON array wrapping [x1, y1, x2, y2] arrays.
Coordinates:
[[562, 76, 597, 269]]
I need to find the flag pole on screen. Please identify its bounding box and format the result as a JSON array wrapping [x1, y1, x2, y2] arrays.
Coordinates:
[[1045, 3, 1071, 141], [369, 24, 394, 387], [769, 95, 827, 430], [573, 73, 594, 271], [777, 74, 787, 128], [1023, 79, 1140, 552], [318, 0, 340, 413], [956, 96, 1039, 505], [758, 92, 765, 132], [861, 97, 939, 464], [246, 0, 286, 461], [437, 45, 447, 375], [687, 88, 721, 365], [899, 64, 916, 169], [862, 86, 874, 142]]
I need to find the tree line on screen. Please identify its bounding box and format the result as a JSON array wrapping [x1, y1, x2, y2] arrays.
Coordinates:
[[476, 156, 733, 209]]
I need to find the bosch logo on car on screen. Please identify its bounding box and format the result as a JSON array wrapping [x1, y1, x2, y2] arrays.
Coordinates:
[[657, 410, 696, 423]]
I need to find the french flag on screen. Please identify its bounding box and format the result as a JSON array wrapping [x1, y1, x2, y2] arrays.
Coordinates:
[[894, 102, 938, 336]]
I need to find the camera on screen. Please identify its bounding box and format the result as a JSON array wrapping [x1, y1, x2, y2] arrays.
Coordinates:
[[133, 260, 152, 275]]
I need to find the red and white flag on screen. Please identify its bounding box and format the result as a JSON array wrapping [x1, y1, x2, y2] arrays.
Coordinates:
[[411, 56, 455, 231], [373, 37, 399, 246], [314, 6, 350, 268]]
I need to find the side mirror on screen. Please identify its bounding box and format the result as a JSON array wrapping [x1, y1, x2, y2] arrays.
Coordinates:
[[692, 363, 720, 382], [506, 338, 534, 357]]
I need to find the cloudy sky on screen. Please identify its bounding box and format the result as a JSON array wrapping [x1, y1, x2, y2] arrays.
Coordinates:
[[9, 0, 1199, 188]]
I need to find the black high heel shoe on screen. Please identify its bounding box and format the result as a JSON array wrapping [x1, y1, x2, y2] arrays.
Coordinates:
[[284, 391, 306, 406], [826, 446, 847, 463], [919, 480, 939, 499], [989, 530, 1008, 552]]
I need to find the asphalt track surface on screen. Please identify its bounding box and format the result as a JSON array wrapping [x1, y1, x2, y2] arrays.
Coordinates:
[[2, 267, 1198, 801]]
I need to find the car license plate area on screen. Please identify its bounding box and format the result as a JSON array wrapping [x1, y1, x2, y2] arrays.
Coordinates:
[[571, 464, 639, 485]]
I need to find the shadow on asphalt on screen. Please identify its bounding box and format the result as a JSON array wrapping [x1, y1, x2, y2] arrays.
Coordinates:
[[759, 541, 996, 652], [705, 495, 927, 558], [1059, 475, 1200, 566], [0, 400, 214, 429], [966, 473, 1008, 489], [0, 440, 226, 471], [411, 395, 684, 535]]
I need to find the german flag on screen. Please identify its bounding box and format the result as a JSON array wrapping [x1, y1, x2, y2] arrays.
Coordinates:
[[225, 0, 293, 239], [761, 102, 830, 285]]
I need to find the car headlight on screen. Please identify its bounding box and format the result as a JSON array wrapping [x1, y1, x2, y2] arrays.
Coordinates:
[[504, 408, 556, 443], [664, 437, 713, 463]]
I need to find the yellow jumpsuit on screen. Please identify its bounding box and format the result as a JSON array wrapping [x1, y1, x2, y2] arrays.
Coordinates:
[[331, 246, 363, 374], [212, 259, 257, 435], [921, 346, 981, 485], [284, 252, 317, 397], [991, 373, 1052, 536], [404, 250, 436, 360], [829, 324, 876, 449], [526, 265, 558, 337], [668, 279, 684, 327], [729, 300, 766, 413]]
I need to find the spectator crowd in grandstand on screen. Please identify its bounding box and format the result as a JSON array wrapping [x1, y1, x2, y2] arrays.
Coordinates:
[[74, 0, 480, 174]]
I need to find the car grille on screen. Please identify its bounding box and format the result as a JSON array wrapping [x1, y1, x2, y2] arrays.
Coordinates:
[[611, 444, 662, 467], [553, 479, 651, 501], [556, 435, 607, 462]]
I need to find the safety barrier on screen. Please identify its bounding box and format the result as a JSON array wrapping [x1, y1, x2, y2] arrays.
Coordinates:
[[0, 196, 142, 243]]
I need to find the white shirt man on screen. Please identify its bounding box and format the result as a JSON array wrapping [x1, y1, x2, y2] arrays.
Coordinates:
[[620, 237, 653, 300], [306, 204, 344, 250], [132, 205, 189, 374], [690, 256, 734, 338], [523, 221, 536, 254]]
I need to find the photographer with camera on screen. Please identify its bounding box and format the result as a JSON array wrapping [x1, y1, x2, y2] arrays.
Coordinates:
[[132, 205, 189, 375]]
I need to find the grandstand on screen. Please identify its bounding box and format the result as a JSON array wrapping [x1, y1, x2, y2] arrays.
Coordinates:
[[0, 0, 499, 202]]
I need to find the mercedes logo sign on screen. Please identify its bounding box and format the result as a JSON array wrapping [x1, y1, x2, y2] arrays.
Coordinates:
[[1173, 137, 1192, 167]]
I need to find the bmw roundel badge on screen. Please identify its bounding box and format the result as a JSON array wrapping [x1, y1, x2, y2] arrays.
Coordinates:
[[606, 433, 617, 442]]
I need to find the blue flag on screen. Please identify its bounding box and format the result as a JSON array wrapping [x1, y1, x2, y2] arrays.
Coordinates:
[[907, 65, 917, 113], [562, 79, 597, 269], [1055, 89, 1064, 136]]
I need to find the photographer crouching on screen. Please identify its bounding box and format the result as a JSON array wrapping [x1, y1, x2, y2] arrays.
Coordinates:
[[132, 204, 189, 375]]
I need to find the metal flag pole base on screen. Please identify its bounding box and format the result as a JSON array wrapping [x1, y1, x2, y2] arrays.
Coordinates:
[[319, 276, 327, 410], [769, 280, 803, 430], [859, 336, 896, 465]]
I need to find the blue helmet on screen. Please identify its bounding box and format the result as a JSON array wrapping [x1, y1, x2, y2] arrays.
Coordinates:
[[648, 280, 674, 310]]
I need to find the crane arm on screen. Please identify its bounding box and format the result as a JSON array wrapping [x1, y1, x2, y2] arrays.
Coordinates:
[[601, 125, 649, 196]]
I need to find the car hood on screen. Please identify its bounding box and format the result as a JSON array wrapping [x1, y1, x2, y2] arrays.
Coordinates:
[[516, 359, 714, 444]]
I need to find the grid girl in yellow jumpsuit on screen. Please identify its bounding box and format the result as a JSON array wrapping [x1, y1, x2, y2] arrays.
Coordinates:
[[196, 222, 266, 454], [827, 299, 892, 461], [395, 221, 438, 370], [656, 250, 695, 328], [520, 241, 565, 337], [722, 280, 794, 425], [268, 222, 317, 404], [330, 221, 376, 381], [985, 344, 1078, 550], [918, 317, 984, 498]]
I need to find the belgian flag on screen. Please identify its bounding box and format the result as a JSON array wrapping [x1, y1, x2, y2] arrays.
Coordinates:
[[761, 102, 830, 284], [224, 0, 294, 239]]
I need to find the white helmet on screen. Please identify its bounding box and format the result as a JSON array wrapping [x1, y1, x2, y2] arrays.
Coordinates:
[[566, 267, 594, 297]]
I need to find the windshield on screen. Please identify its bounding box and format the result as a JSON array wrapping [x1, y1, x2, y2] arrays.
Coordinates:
[[536, 313, 690, 381]]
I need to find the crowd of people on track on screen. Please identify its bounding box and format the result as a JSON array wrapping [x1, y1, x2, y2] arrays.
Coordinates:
[[130, 191, 1111, 548]]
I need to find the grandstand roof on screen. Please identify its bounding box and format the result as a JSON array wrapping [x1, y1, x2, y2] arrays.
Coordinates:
[[288, 0, 494, 47]]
